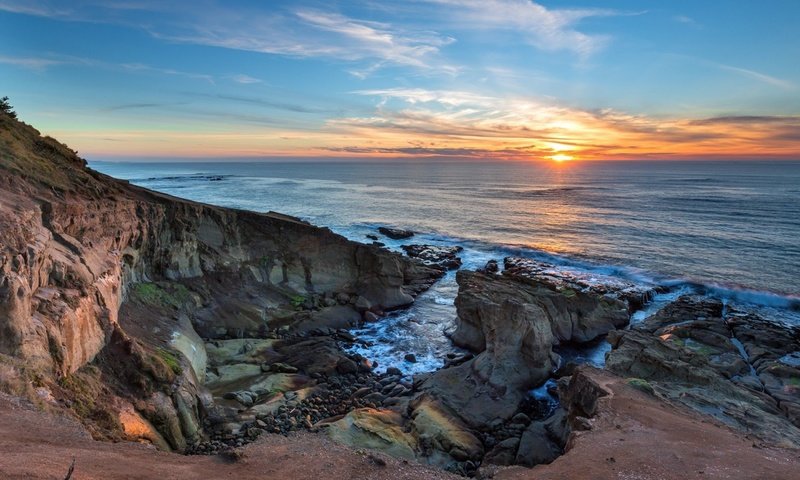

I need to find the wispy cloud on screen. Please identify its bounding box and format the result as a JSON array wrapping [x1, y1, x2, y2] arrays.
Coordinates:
[[189, 93, 330, 114], [147, 7, 458, 78], [0, 54, 69, 71], [668, 54, 796, 91], [673, 15, 701, 28], [0, 0, 621, 74], [714, 63, 795, 90], [119, 62, 215, 84], [421, 0, 628, 57], [103, 102, 187, 112], [229, 74, 262, 84], [0, 52, 216, 84]]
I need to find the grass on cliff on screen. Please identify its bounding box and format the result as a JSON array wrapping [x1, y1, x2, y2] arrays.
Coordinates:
[[57, 366, 124, 439], [0, 354, 46, 407], [131, 282, 192, 309], [0, 111, 90, 192], [626, 377, 655, 395], [155, 348, 182, 376]]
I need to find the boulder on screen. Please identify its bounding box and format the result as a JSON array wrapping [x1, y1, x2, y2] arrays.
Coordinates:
[[482, 259, 499, 273], [514, 422, 562, 467], [451, 270, 629, 352], [418, 299, 555, 429], [320, 408, 417, 460], [377, 227, 415, 239], [401, 245, 463, 270]]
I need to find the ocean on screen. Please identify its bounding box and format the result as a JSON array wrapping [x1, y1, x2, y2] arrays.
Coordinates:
[[91, 160, 800, 374]]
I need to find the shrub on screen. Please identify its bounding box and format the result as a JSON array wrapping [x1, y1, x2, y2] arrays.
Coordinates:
[[0, 96, 17, 119]]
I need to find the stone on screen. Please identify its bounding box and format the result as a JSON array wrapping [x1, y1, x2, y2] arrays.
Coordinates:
[[266, 362, 298, 374], [484, 437, 520, 465], [404, 353, 417, 363], [377, 227, 415, 239], [515, 422, 562, 466], [320, 408, 417, 460], [336, 358, 359, 374], [354, 296, 372, 312], [482, 259, 499, 273], [401, 245, 464, 270], [511, 412, 530, 425]]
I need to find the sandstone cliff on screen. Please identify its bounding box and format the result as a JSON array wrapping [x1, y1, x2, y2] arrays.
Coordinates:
[[0, 112, 438, 449]]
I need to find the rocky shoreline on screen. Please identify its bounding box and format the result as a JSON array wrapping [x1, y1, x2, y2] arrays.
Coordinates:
[[1, 111, 800, 479]]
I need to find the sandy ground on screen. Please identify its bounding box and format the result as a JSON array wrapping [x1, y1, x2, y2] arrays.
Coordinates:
[[2, 372, 799, 480], [0, 394, 457, 480], [496, 371, 800, 480]]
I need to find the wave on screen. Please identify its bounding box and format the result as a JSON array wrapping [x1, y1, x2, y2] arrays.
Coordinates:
[[349, 224, 800, 316], [475, 186, 611, 200], [660, 177, 720, 184], [131, 174, 232, 182]]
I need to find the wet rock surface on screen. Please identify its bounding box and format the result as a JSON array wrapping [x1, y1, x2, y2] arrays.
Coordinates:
[[503, 257, 661, 312], [402, 244, 464, 270], [378, 226, 415, 239]]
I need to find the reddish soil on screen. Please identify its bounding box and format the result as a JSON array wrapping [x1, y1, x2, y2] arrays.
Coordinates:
[[0, 394, 457, 480], [496, 371, 800, 480], [2, 371, 799, 480]]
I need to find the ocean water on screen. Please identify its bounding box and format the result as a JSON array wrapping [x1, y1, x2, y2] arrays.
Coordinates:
[[91, 160, 800, 374]]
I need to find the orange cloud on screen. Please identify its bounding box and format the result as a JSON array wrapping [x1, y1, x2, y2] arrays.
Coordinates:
[[47, 90, 800, 160]]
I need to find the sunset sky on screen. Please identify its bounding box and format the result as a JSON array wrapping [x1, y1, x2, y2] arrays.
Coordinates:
[[1, 0, 799, 161]]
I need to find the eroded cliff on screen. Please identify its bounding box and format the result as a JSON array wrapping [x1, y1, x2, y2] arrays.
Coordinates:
[[0, 113, 439, 449]]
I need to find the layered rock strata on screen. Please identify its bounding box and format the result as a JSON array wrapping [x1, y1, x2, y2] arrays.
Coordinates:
[[0, 114, 440, 450]]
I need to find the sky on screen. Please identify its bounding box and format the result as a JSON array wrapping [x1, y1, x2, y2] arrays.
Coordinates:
[[1, 0, 799, 161]]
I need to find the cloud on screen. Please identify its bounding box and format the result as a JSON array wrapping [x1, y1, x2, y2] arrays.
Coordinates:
[[1, 0, 620, 75], [147, 7, 458, 77], [0, 52, 216, 84], [421, 0, 626, 57], [0, 54, 69, 70], [713, 63, 795, 90], [189, 93, 329, 114], [673, 15, 701, 28], [120, 62, 215, 84], [354, 88, 495, 107], [315, 88, 800, 159], [104, 102, 187, 111], [229, 74, 262, 84], [689, 115, 800, 126], [671, 55, 796, 90]]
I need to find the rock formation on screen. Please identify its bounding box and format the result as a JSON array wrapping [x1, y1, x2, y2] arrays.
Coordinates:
[[606, 295, 800, 447], [0, 113, 440, 451]]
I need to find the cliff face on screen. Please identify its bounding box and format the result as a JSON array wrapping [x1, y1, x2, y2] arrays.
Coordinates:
[[0, 113, 437, 447]]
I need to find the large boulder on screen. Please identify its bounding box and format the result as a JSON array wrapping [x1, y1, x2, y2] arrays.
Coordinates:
[[418, 297, 556, 428], [451, 270, 630, 351], [320, 408, 418, 460]]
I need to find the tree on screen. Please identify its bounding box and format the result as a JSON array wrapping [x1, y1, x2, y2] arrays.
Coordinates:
[[0, 96, 18, 119]]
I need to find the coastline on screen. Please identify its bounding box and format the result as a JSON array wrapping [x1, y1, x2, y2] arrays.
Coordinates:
[[2, 114, 800, 478]]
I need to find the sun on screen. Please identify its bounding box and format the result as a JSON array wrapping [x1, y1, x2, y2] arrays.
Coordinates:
[[549, 154, 574, 162]]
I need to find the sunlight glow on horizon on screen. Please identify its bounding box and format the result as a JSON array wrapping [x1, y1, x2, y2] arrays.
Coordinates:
[[1, 1, 798, 161]]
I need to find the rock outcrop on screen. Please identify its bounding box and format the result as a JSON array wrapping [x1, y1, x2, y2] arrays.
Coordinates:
[[401, 245, 463, 270], [606, 296, 800, 447], [0, 113, 440, 451], [450, 268, 630, 353]]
